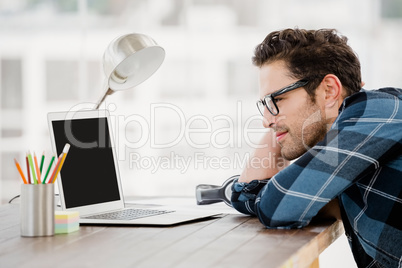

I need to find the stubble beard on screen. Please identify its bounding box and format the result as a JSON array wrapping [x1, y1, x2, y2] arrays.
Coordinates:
[[278, 106, 328, 161]]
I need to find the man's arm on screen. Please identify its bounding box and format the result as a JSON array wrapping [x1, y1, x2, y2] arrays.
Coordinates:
[[234, 130, 340, 220], [239, 130, 289, 183], [230, 131, 288, 215]]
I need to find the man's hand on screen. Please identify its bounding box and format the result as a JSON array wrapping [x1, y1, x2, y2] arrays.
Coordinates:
[[238, 131, 289, 183]]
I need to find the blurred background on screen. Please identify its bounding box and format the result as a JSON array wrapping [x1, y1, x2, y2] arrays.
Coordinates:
[[4, 0, 402, 200], [1, 0, 401, 267]]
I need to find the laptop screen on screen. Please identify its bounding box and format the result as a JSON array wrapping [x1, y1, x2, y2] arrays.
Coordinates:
[[51, 117, 121, 209]]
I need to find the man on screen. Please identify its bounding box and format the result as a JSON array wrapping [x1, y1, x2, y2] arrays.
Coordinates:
[[231, 28, 402, 267]]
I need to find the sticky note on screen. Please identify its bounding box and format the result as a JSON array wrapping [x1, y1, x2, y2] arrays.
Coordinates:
[[55, 222, 79, 234], [55, 211, 79, 234]]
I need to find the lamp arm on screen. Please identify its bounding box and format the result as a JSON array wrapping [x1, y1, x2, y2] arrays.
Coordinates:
[[94, 81, 114, 109]]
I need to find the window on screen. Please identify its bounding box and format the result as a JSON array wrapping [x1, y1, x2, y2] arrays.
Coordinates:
[[46, 60, 79, 101], [227, 59, 258, 97], [1, 59, 23, 109], [381, 0, 402, 18]]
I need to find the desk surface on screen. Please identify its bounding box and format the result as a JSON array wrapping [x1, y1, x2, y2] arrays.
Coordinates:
[[0, 199, 344, 268]]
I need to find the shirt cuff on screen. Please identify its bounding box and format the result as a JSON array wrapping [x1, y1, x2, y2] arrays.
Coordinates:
[[230, 176, 269, 216]]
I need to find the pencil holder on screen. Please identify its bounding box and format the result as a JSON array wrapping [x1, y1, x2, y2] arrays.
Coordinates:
[[20, 184, 55, 237]]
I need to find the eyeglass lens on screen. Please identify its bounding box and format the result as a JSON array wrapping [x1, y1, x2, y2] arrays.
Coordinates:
[[257, 98, 278, 116]]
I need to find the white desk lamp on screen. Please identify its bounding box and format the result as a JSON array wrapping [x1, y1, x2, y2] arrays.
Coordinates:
[[94, 33, 165, 109]]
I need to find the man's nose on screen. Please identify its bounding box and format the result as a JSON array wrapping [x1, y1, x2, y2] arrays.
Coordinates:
[[262, 108, 276, 128]]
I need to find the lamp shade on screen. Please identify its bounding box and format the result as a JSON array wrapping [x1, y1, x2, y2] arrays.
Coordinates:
[[95, 33, 165, 109]]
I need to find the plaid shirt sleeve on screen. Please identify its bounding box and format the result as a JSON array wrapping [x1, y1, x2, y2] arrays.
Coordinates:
[[231, 88, 402, 267]]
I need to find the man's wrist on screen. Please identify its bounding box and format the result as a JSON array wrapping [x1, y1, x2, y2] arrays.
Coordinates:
[[230, 177, 270, 215], [238, 174, 271, 183]]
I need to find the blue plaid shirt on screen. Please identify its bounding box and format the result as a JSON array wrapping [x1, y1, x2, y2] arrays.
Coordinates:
[[231, 88, 402, 268]]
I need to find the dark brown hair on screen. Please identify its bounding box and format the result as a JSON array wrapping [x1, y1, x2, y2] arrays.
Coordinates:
[[252, 28, 362, 98]]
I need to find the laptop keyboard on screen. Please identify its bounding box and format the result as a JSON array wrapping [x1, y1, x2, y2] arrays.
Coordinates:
[[82, 208, 174, 221]]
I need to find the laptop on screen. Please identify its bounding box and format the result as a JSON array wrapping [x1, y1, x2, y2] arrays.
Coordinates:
[[47, 109, 220, 225]]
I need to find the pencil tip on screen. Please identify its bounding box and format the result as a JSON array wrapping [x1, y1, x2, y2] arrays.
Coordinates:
[[63, 143, 71, 153]]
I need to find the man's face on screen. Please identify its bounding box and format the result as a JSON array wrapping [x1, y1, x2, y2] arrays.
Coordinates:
[[259, 61, 328, 160]]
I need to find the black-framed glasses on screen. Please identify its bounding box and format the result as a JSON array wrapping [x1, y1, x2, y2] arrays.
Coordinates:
[[256, 79, 309, 116]]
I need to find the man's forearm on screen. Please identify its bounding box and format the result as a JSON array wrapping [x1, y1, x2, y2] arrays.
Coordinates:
[[238, 131, 289, 183]]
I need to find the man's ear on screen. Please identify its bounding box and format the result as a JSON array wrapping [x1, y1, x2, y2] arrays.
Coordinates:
[[322, 74, 342, 109]]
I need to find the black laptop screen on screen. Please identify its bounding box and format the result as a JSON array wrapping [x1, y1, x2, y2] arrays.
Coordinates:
[[52, 117, 121, 208]]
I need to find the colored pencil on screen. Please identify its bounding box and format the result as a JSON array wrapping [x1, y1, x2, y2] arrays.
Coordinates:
[[27, 152, 38, 184], [42, 156, 55, 184], [14, 159, 28, 184], [48, 154, 62, 184], [39, 152, 45, 174], [34, 153, 42, 184], [26, 154, 31, 184], [51, 144, 70, 184]]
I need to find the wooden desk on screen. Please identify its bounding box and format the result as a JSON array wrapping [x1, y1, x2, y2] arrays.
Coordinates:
[[0, 200, 343, 268]]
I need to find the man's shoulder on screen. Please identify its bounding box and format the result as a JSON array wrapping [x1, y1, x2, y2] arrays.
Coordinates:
[[343, 87, 402, 107], [365, 87, 402, 99]]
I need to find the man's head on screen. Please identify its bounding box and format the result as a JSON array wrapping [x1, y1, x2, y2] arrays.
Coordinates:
[[254, 28, 362, 160], [253, 28, 362, 99]]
